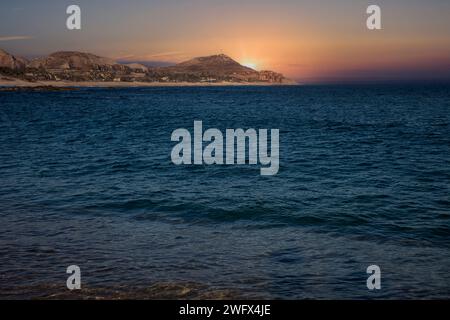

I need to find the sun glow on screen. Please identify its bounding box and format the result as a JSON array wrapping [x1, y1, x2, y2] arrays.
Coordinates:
[[241, 61, 258, 70]]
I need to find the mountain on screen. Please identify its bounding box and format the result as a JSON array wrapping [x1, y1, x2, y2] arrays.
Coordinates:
[[169, 54, 257, 74], [25, 51, 140, 82], [0, 49, 28, 70], [156, 54, 287, 83], [0, 49, 292, 84], [28, 51, 118, 71]]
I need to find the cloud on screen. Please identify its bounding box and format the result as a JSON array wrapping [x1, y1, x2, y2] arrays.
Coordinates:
[[116, 51, 185, 62], [145, 51, 183, 59], [0, 36, 32, 42]]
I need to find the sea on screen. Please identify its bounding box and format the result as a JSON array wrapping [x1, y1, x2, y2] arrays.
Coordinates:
[[0, 84, 449, 299]]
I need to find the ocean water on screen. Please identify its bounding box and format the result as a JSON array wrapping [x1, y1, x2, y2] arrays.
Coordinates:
[[0, 85, 449, 299]]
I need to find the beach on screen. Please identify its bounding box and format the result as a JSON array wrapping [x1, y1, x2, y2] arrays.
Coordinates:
[[0, 77, 297, 88]]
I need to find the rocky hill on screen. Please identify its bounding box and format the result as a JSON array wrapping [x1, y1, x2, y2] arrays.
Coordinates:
[[0, 49, 28, 70], [170, 54, 256, 74], [28, 51, 117, 71], [155, 54, 265, 82], [0, 49, 292, 84]]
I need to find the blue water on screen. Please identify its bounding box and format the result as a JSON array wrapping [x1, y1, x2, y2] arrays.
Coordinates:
[[0, 85, 449, 299]]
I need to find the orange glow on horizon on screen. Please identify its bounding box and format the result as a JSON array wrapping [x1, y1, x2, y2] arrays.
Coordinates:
[[2, 1, 449, 83], [240, 60, 258, 70]]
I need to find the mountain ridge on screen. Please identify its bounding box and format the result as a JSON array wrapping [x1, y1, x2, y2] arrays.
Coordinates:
[[28, 51, 117, 70], [0, 49, 294, 84]]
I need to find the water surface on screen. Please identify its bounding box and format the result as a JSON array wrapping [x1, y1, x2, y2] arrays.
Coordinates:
[[0, 85, 449, 299]]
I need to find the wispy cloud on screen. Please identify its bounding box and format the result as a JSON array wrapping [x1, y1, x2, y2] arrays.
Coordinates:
[[144, 51, 183, 59], [116, 51, 185, 62], [0, 36, 32, 42]]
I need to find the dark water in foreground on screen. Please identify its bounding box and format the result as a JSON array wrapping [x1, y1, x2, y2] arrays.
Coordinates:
[[0, 85, 449, 299]]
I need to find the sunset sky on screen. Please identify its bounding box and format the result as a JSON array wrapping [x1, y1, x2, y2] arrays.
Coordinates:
[[1, 0, 449, 83]]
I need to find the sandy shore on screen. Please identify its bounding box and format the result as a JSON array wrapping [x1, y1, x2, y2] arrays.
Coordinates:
[[0, 77, 297, 88]]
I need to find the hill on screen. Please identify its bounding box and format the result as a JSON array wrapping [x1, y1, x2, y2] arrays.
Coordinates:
[[27, 51, 117, 71], [0, 49, 28, 70]]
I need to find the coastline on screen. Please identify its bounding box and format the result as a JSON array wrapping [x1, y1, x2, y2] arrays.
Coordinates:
[[0, 78, 298, 88]]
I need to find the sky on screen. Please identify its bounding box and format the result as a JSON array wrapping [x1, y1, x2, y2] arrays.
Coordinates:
[[0, 0, 449, 83]]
